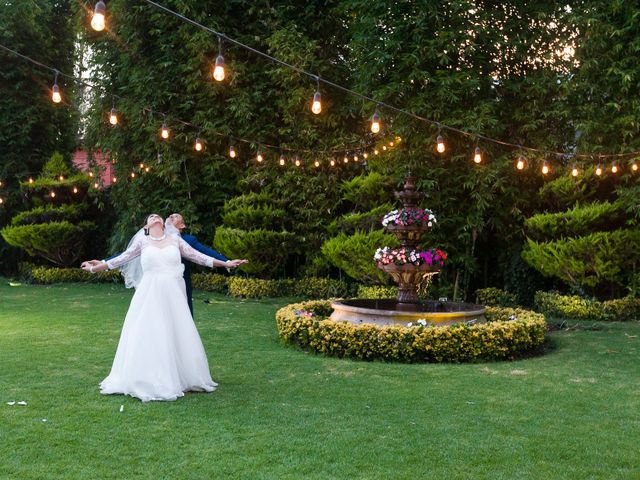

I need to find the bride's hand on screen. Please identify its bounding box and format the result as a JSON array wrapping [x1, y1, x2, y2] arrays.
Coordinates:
[[81, 260, 101, 269], [226, 259, 248, 268]]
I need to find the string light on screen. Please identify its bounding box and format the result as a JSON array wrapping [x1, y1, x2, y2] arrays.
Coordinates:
[[94, 182, 99, 188], [91, 1, 106, 31], [73, 186, 78, 194], [389, 141, 394, 147], [611, 162, 618, 174], [330, 159, 336, 167], [229, 141, 236, 158], [343, 155, 349, 164], [256, 147, 264, 163], [595, 164, 603, 176], [112, 176, 117, 183], [370, 108, 381, 134], [294, 156, 301, 167], [374, 149, 379, 155], [311, 76, 322, 114], [631, 160, 638, 172], [353, 155, 359, 162], [109, 107, 118, 125], [28, 177, 34, 184], [382, 145, 387, 151], [194, 136, 203, 151], [363, 153, 368, 159], [139, 162, 144, 169], [542, 161, 550, 175], [0, 198, 3, 205], [51, 71, 61, 103], [213, 37, 225, 82], [473, 147, 482, 164], [516, 155, 526, 170], [436, 135, 445, 153], [571, 164, 579, 177], [59, 175, 64, 181], [314, 159, 320, 168], [279, 154, 286, 166], [145, 166, 150, 173], [130, 172, 136, 178], [160, 117, 169, 139], [88, 171, 94, 178], [50, 191, 56, 198]]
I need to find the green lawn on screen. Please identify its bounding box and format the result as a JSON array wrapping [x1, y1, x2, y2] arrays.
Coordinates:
[[1, 280, 639, 479]]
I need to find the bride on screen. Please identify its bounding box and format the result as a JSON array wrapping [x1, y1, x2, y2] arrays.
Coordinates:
[[81, 213, 246, 402]]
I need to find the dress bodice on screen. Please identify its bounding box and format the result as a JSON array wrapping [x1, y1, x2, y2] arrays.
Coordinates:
[[141, 244, 185, 277]]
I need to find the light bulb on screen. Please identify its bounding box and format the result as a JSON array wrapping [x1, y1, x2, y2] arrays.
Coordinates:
[[596, 165, 602, 176], [145, 167, 150, 173], [73, 186, 78, 194], [0, 198, 3, 204], [88, 171, 94, 178], [473, 147, 482, 164], [312, 91, 322, 114], [353, 155, 358, 162], [194, 137, 203, 151], [130, 172, 136, 178], [112, 176, 117, 183], [436, 135, 445, 153], [94, 182, 99, 188], [161, 123, 169, 139], [374, 149, 379, 155], [295, 158, 301, 167], [28, 177, 33, 184], [91, 1, 106, 31], [343, 156, 349, 163], [382, 145, 387, 151], [109, 108, 118, 125], [314, 160, 320, 167], [363, 153, 369, 159], [139, 163, 144, 169], [50, 191, 56, 198], [396, 136, 402, 142], [279, 154, 285, 166], [516, 155, 526, 170], [229, 145, 236, 158], [370, 110, 380, 134], [611, 163, 618, 174], [571, 165, 579, 177], [213, 55, 225, 81], [330, 159, 336, 167], [389, 141, 394, 147], [59, 175, 64, 181], [542, 162, 550, 175], [632, 161, 638, 172], [52, 84, 61, 103], [256, 151, 263, 162]]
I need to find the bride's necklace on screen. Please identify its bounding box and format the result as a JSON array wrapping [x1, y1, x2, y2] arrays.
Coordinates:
[[149, 233, 166, 241]]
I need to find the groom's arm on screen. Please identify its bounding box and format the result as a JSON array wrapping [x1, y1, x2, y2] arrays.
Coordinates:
[[182, 234, 229, 262]]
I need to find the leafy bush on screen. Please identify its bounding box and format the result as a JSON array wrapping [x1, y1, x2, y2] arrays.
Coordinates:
[[227, 276, 353, 299], [191, 273, 228, 293], [221, 192, 288, 230], [1, 221, 96, 266], [276, 301, 547, 362], [291, 277, 354, 298], [40, 151, 71, 179], [328, 203, 393, 235], [534, 291, 640, 321], [475, 287, 519, 307], [341, 172, 394, 211], [321, 230, 399, 284], [29, 266, 121, 284], [522, 229, 640, 289], [357, 284, 398, 299], [525, 201, 627, 242], [213, 227, 297, 278], [11, 204, 88, 226]]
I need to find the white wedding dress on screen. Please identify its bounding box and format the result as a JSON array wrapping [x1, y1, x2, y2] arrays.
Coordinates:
[[100, 234, 219, 402]]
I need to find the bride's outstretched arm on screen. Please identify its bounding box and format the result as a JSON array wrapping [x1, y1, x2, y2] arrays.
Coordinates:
[[178, 237, 247, 269], [81, 237, 143, 272]]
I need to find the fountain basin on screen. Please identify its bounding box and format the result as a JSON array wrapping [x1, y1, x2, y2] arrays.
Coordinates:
[[330, 298, 485, 327]]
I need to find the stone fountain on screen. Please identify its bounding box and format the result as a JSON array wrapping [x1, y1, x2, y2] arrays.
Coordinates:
[[330, 176, 485, 327]]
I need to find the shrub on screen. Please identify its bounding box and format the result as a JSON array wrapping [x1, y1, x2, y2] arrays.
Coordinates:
[[30, 266, 121, 284], [226, 276, 354, 299], [321, 230, 399, 284], [221, 192, 287, 230], [191, 273, 228, 293], [475, 287, 519, 307], [328, 204, 393, 235], [522, 229, 640, 289], [291, 277, 353, 298], [534, 291, 640, 321], [524, 201, 627, 242], [275, 301, 547, 362], [227, 277, 286, 298], [213, 227, 297, 278], [11, 204, 88, 226], [341, 172, 394, 211], [357, 284, 398, 299], [1, 221, 96, 266]]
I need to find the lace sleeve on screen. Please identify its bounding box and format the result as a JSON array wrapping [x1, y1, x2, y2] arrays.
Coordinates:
[[178, 237, 217, 268], [106, 236, 143, 270]]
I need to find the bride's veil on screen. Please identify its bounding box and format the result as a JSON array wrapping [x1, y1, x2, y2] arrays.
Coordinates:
[[119, 228, 145, 289]]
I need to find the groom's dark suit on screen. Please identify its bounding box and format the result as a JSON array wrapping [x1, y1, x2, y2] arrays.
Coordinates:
[[107, 233, 227, 316]]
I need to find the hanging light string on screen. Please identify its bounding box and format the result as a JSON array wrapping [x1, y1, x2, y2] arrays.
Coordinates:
[[0, 42, 378, 157], [141, 0, 640, 160]]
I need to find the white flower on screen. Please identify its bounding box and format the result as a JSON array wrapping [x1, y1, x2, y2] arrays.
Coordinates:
[[427, 221, 433, 227], [417, 319, 427, 326], [407, 322, 413, 327]]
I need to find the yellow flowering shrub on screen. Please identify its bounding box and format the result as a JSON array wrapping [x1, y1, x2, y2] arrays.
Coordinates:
[[276, 301, 547, 363]]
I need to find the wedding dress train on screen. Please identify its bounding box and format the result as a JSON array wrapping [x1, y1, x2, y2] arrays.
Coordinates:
[[100, 235, 218, 402]]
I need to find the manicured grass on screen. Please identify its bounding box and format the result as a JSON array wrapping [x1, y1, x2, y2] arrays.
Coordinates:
[[1, 280, 639, 479]]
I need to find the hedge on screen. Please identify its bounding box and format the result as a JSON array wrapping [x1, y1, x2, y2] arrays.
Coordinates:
[[535, 291, 640, 321], [475, 287, 519, 307], [30, 266, 122, 284], [275, 300, 547, 362]]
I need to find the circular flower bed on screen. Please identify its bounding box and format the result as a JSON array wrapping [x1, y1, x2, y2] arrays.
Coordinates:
[[276, 300, 547, 363]]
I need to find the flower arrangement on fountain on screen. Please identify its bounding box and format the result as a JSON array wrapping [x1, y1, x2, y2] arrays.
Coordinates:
[[374, 246, 447, 267], [382, 208, 437, 228]]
